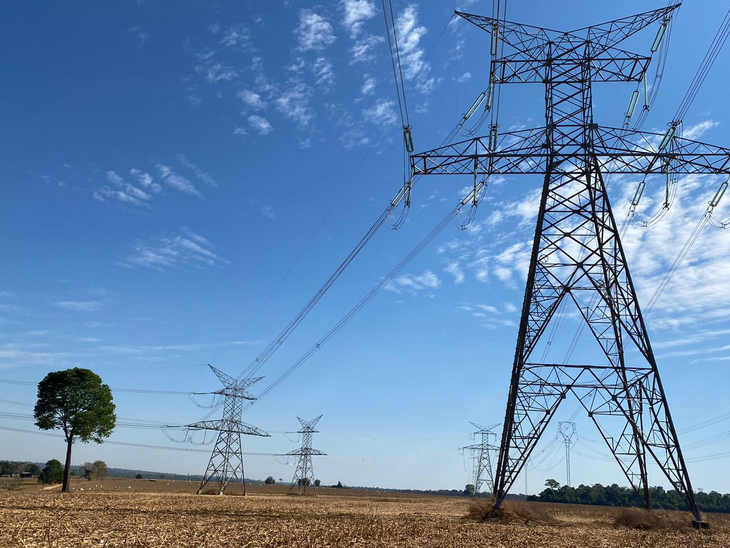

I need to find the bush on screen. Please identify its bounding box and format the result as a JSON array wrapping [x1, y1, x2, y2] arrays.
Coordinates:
[[614, 508, 689, 530], [467, 500, 560, 525]]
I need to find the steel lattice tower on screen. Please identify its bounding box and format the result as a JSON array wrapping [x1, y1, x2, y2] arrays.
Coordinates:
[[461, 422, 500, 496], [187, 365, 270, 495], [411, 5, 730, 527], [558, 422, 576, 487], [287, 415, 326, 494]]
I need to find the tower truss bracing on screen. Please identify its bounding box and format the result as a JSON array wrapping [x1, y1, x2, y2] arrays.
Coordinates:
[[461, 422, 500, 496], [287, 415, 326, 494], [187, 365, 270, 495], [411, 5, 730, 526]]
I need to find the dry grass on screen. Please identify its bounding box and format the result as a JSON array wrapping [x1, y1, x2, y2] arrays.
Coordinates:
[[0, 485, 727, 547], [467, 499, 560, 525], [614, 507, 689, 530]]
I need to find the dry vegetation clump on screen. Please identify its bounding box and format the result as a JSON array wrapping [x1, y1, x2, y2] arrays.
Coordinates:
[[613, 507, 692, 530], [466, 499, 560, 525]]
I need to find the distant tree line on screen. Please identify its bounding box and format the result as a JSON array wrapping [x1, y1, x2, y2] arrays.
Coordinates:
[[530, 480, 730, 514], [0, 461, 41, 477]]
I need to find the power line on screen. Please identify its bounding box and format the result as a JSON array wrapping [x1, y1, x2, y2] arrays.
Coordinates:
[[246, 182, 487, 408], [672, 7, 730, 123]]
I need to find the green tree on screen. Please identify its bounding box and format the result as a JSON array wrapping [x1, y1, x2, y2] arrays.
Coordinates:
[[26, 464, 42, 477], [82, 460, 108, 480], [314, 479, 321, 487], [38, 459, 64, 485], [545, 478, 560, 490], [297, 478, 311, 487], [265, 476, 276, 485], [33, 368, 116, 492], [464, 484, 476, 497], [135, 473, 144, 480]]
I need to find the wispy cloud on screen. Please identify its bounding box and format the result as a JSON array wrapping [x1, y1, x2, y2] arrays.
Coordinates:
[[396, 5, 434, 92], [274, 81, 315, 129], [218, 23, 252, 49], [177, 154, 217, 187], [130, 169, 161, 193], [128, 26, 150, 50], [312, 57, 335, 91], [295, 10, 337, 51], [683, 119, 719, 140], [98, 340, 259, 356], [249, 198, 276, 219], [444, 261, 464, 284], [118, 229, 228, 271], [248, 114, 274, 135], [342, 0, 377, 37], [93, 170, 152, 208], [54, 301, 105, 313], [198, 62, 237, 83], [237, 89, 266, 110], [361, 74, 376, 95], [341, 0, 383, 63], [0, 343, 86, 367], [362, 98, 397, 125], [385, 270, 441, 296], [155, 164, 202, 197]]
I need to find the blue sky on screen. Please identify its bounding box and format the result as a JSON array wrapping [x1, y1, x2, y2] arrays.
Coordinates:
[[1, 0, 730, 494]]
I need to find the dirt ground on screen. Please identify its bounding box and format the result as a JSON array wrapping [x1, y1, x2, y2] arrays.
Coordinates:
[[1, 479, 727, 547]]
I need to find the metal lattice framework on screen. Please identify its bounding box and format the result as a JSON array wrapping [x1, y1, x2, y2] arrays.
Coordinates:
[[188, 365, 269, 495], [558, 422, 576, 487], [411, 5, 730, 526], [287, 415, 326, 494], [461, 422, 500, 496]]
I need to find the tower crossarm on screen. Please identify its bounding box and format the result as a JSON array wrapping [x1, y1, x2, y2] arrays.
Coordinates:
[[213, 387, 257, 400], [284, 448, 327, 456], [186, 419, 271, 437], [493, 50, 650, 84], [581, 5, 678, 53], [411, 126, 730, 176], [456, 6, 677, 60]]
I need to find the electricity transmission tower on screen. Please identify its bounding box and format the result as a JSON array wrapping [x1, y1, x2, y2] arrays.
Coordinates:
[[411, 5, 730, 527], [186, 365, 270, 495], [558, 422, 576, 487], [287, 415, 326, 494], [461, 422, 499, 497]]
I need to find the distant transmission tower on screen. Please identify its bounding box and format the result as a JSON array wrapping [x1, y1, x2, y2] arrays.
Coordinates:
[[461, 422, 500, 497], [287, 415, 326, 494], [186, 365, 270, 495], [410, 4, 729, 527], [558, 422, 576, 487]]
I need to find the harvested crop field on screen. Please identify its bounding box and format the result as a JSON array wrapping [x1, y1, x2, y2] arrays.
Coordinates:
[[1, 483, 729, 547]]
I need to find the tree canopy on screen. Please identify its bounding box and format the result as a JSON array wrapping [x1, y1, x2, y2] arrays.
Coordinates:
[[38, 460, 64, 485], [82, 461, 108, 481], [34, 368, 116, 492]]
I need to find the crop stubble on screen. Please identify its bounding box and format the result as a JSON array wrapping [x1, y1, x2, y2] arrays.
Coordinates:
[[1, 488, 729, 547]]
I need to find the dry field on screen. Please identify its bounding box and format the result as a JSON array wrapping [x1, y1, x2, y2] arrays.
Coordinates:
[[1, 479, 728, 547]]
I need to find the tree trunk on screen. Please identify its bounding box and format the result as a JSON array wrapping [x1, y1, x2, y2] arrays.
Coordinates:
[[62, 437, 73, 493]]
